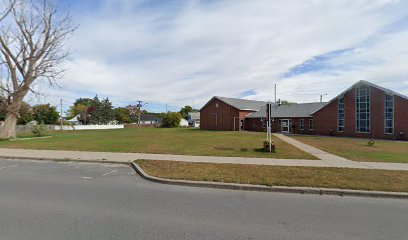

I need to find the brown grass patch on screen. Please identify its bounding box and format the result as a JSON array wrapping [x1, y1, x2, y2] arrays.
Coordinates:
[[136, 160, 408, 192]]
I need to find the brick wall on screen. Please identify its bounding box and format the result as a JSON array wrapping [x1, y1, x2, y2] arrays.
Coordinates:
[[313, 84, 408, 140], [200, 98, 255, 131]]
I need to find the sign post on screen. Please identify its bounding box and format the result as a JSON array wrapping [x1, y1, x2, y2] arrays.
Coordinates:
[[266, 102, 272, 152]]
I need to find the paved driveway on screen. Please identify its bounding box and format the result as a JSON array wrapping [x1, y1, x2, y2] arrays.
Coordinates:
[[0, 158, 407, 240]]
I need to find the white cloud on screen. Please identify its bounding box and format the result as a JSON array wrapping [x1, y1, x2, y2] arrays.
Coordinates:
[[39, 0, 408, 110]]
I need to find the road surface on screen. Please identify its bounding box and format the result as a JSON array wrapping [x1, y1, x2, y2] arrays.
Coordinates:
[[0, 158, 406, 240]]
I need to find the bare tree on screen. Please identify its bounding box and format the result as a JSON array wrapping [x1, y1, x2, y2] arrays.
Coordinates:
[[0, 0, 76, 138], [0, 0, 15, 21]]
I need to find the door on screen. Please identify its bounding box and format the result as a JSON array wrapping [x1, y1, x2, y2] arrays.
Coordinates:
[[281, 119, 290, 133]]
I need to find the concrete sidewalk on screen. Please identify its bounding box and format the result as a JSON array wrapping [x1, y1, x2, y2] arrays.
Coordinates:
[[273, 133, 408, 170], [0, 147, 407, 170]]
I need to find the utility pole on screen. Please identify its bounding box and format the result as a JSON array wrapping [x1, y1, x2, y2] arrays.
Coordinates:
[[136, 100, 147, 127], [60, 99, 63, 131], [165, 104, 168, 112], [274, 84, 277, 103]]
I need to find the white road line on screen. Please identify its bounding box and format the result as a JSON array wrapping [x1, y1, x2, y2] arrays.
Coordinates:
[[102, 170, 118, 176], [0, 164, 18, 170], [81, 177, 93, 179]]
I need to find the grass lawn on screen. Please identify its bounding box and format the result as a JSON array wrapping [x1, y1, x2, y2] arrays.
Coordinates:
[[136, 160, 408, 192], [0, 128, 317, 159], [290, 135, 408, 163]]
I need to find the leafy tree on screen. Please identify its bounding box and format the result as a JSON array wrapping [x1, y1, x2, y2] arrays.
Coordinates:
[[17, 102, 34, 125], [69, 96, 114, 125], [179, 105, 194, 120], [73, 98, 94, 107], [32, 104, 60, 124], [162, 112, 182, 128], [68, 104, 90, 124], [68, 97, 96, 124], [0, 97, 33, 124], [115, 107, 131, 123], [126, 104, 139, 123], [280, 100, 297, 105]]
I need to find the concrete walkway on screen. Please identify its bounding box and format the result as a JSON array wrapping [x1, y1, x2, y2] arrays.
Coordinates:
[[0, 145, 407, 170], [273, 133, 408, 170]]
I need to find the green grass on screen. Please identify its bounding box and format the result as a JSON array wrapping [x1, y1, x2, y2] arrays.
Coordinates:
[[0, 128, 317, 159], [136, 160, 408, 192], [291, 135, 408, 163]]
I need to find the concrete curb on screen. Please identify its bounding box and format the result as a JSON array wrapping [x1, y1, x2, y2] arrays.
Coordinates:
[[130, 161, 408, 199]]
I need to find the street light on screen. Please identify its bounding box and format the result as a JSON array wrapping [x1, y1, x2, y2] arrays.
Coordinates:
[[320, 93, 327, 102]]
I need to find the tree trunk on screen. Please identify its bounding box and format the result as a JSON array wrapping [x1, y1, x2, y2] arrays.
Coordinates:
[[0, 99, 22, 139], [0, 112, 18, 139]]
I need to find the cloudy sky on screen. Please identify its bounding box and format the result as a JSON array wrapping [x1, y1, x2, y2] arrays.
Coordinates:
[[36, 0, 408, 113]]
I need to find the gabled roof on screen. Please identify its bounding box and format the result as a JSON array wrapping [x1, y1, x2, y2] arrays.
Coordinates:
[[201, 96, 268, 111], [67, 115, 80, 122], [312, 80, 408, 114], [140, 114, 162, 121], [188, 112, 200, 120], [246, 102, 327, 118]]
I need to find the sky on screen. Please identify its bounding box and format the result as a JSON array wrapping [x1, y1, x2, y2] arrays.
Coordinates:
[[31, 0, 408, 114]]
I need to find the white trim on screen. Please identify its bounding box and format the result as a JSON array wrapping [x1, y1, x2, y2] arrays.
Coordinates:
[[281, 119, 290, 133], [309, 119, 314, 131], [300, 119, 305, 130], [337, 96, 345, 132], [311, 80, 408, 115], [384, 94, 394, 135], [355, 85, 371, 134]]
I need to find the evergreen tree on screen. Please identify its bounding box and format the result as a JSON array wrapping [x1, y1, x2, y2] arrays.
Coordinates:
[[99, 98, 114, 124]]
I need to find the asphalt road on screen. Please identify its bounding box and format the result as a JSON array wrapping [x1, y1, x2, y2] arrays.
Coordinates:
[[0, 158, 406, 240]]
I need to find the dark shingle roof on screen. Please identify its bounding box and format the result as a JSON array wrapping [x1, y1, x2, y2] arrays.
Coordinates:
[[140, 114, 162, 121], [246, 102, 327, 118], [202, 96, 267, 111]]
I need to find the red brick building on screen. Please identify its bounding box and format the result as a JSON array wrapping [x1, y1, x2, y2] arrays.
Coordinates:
[[244, 102, 326, 134], [312, 80, 408, 140], [200, 96, 266, 131], [200, 81, 408, 140]]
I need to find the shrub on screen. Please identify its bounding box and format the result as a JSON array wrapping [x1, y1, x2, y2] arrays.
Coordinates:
[[31, 124, 48, 137], [162, 112, 182, 128]]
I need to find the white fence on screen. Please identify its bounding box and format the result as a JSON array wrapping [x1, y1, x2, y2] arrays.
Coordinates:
[[54, 124, 124, 131], [14, 124, 124, 131]]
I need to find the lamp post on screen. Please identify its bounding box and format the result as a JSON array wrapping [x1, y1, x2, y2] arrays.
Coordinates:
[[320, 93, 327, 102]]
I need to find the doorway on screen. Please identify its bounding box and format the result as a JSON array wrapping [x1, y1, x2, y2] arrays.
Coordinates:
[[281, 119, 290, 133]]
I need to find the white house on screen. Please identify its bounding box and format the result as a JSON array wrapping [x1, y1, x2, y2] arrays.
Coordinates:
[[187, 112, 200, 128], [179, 118, 189, 127], [66, 115, 81, 125]]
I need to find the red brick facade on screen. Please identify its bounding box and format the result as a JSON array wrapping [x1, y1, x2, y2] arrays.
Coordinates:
[[200, 98, 254, 131], [244, 117, 314, 134], [200, 81, 408, 140], [313, 83, 408, 140]]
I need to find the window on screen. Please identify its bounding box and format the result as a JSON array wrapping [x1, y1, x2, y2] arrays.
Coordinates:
[[385, 94, 394, 134], [309, 119, 313, 130], [262, 119, 267, 129], [300, 119, 304, 130], [338, 97, 345, 132], [356, 86, 370, 133]]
